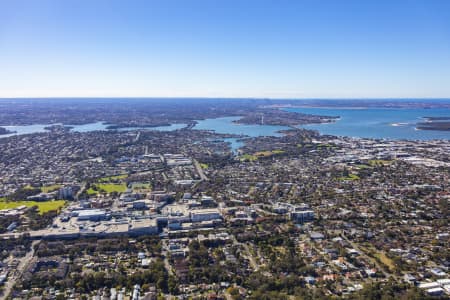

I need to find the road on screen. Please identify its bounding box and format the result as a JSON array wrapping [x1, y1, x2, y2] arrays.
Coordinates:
[[75, 182, 87, 200], [241, 242, 259, 271], [161, 239, 175, 276], [1, 240, 40, 300], [193, 159, 208, 181], [231, 235, 259, 271]]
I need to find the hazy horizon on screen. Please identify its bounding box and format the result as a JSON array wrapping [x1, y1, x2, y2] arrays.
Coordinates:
[[0, 97, 450, 101]]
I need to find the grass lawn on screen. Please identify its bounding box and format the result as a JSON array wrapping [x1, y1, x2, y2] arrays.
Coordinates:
[[23, 185, 34, 190], [317, 143, 332, 148], [374, 251, 396, 272], [41, 184, 62, 193], [86, 188, 98, 195], [271, 149, 285, 154], [200, 163, 209, 169], [241, 150, 285, 162], [97, 174, 128, 182], [87, 183, 128, 195], [239, 154, 258, 162], [254, 150, 285, 157], [254, 151, 273, 157], [0, 199, 66, 215], [132, 182, 152, 191], [363, 244, 396, 272], [355, 164, 372, 169]]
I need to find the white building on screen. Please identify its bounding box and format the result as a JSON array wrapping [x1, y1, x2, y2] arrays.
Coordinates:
[[74, 209, 108, 221], [132, 284, 140, 300], [129, 219, 158, 235], [190, 208, 222, 222]]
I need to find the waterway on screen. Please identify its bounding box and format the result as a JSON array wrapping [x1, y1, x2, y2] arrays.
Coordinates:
[[285, 107, 450, 140], [193, 116, 290, 137], [0, 122, 188, 138], [1, 108, 449, 148], [194, 116, 291, 153]]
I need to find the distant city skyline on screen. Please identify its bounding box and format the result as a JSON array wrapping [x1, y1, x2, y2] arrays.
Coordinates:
[[1, 0, 450, 98]]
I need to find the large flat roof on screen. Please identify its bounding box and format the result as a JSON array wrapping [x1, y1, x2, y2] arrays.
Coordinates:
[[77, 209, 106, 217]]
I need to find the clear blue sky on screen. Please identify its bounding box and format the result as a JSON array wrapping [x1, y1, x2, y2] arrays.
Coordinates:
[[1, 0, 449, 98]]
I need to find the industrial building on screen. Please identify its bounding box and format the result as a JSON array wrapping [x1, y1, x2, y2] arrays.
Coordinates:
[[129, 219, 158, 235], [190, 208, 222, 222], [71, 209, 109, 221]]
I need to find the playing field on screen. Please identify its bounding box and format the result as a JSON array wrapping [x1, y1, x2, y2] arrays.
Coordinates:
[[0, 199, 66, 214], [87, 183, 128, 195]]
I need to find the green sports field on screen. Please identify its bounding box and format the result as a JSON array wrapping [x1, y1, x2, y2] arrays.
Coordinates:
[[0, 199, 66, 214]]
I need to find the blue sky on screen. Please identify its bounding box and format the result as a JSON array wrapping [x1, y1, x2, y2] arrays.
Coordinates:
[[1, 0, 449, 98]]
